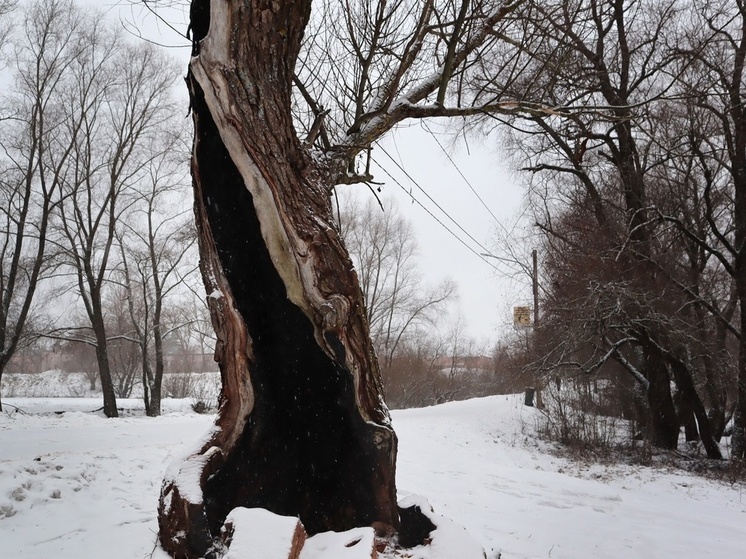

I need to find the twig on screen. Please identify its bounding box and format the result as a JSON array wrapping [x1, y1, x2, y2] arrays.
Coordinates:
[[3, 403, 29, 415]]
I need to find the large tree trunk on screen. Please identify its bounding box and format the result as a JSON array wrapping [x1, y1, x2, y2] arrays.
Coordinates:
[[148, 331, 164, 418], [157, 2, 398, 557], [641, 340, 680, 449], [141, 349, 152, 414], [668, 356, 723, 459], [733, 282, 746, 459], [146, 316, 165, 417], [92, 308, 118, 419], [730, 108, 746, 458], [0, 363, 5, 412], [701, 322, 728, 442]]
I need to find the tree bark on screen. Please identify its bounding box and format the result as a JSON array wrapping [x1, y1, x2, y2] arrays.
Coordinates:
[[731, 98, 746, 458], [641, 340, 680, 449], [91, 300, 118, 419], [148, 326, 164, 417], [733, 280, 746, 458], [142, 356, 151, 414], [700, 312, 729, 442], [158, 2, 398, 556], [668, 356, 723, 459]]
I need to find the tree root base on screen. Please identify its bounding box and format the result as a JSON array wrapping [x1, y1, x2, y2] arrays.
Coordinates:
[[190, 496, 487, 559]]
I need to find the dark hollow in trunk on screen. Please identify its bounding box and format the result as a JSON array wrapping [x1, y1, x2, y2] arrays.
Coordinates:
[[195, 85, 391, 535]]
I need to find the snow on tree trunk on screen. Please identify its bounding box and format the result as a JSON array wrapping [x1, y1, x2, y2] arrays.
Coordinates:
[[157, 2, 398, 556]]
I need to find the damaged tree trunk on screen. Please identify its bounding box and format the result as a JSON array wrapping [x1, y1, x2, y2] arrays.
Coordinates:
[[157, 2, 398, 557]]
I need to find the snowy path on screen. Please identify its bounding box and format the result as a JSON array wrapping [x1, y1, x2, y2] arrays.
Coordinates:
[[1, 395, 745, 558], [394, 396, 746, 558]]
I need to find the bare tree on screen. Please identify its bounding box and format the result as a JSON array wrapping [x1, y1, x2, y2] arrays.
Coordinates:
[[666, 1, 746, 459], [0, 0, 16, 53], [158, 0, 527, 556], [0, 0, 87, 411], [646, 95, 738, 443], [54, 32, 180, 418], [105, 285, 142, 398], [338, 195, 455, 368], [164, 290, 216, 374], [468, 0, 727, 458], [381, 335, 446, 408], [337, 194, 457, 409], [117, 133, 197, 416]]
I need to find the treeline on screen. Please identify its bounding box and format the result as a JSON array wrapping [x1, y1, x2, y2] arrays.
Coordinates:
[[0, 0, 209, 417], [485, 1, 746, 460]]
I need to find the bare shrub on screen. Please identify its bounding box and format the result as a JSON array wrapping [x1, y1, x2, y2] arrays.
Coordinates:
[[163, 373, 195, 399], [190, 373, 220, 413], [536, 377, 624, 455]]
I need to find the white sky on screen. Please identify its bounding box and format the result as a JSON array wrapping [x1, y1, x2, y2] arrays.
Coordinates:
[[102, 0, 532, 345]]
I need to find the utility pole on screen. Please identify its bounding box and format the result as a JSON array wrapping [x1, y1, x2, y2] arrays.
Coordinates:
[[480, 249, 539, 328], [531, 249, 543, 408], [532, 249, 539, 329], [482, 248, 542, 406]]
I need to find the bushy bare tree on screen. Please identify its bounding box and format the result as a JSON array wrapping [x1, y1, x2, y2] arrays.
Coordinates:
[[507, 0, 687, 449], [116, 130, 196, 416], [1, 1, 192, 417], [164, 292, 216, 374], [337, 194, 461, 407], [0, 0, 16, 51], [105, 285, 142, 398], [664, 1, 746, 459], [52, 21, 181, 418], [467, 0, 728, 458]]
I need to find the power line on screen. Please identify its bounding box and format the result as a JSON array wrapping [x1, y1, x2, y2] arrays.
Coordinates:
[[420, 121, 520, 243], [289, 68, 512, 272], [375, 142, 499, 260], [375, 162, 500, 272], [421, 122, 502, 225], [372, 152, 501, 273]]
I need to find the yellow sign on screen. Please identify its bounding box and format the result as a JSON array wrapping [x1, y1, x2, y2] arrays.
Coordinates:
[[513, 306, 532, 327]]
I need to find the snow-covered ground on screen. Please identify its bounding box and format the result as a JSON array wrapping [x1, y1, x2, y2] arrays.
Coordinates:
[[1, 395, 744, 558]]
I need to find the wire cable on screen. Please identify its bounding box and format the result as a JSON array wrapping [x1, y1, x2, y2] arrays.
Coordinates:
[[420, 121, 521, 243], [375, 141, 499, 259], [421, 122, 503, 225], [372, 155, 501, 273]]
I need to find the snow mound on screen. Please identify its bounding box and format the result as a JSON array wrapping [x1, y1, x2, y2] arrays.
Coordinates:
[[301, 527, 375, 559], [396, 495, 486, 559], [223, 507, 305, 559]]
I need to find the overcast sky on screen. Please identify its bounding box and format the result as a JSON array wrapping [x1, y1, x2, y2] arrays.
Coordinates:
[[371, 124, 530, 343], [104, 0, 532, 345]]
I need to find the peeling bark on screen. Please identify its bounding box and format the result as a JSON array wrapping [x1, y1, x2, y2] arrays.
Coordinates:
[[158, 2, 398, 556]]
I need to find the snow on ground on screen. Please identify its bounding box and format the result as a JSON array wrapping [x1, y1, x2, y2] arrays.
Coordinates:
[[1, 395, 745, 558]]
